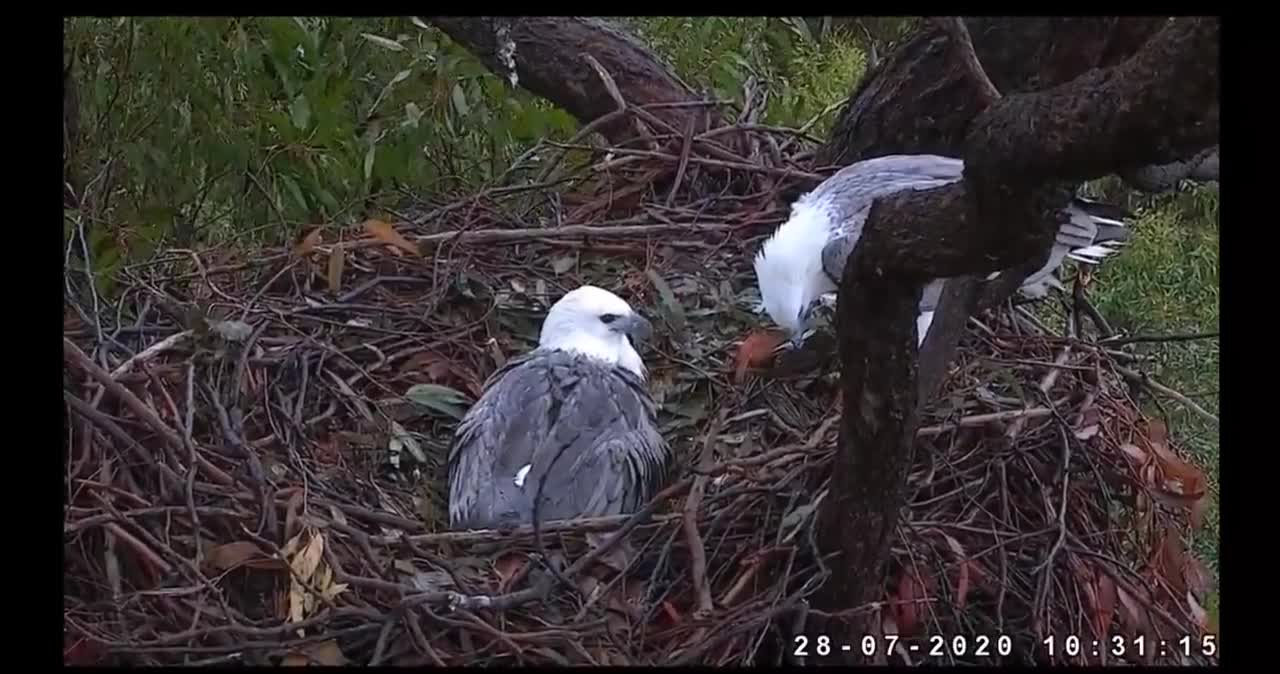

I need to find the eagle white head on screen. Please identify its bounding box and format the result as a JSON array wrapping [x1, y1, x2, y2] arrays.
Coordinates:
[[753, 201, 838, 348], [539, 285, 653, 377]]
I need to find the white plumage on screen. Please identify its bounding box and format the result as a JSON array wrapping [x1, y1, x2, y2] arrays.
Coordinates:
[[754, 154, 1134, 348]]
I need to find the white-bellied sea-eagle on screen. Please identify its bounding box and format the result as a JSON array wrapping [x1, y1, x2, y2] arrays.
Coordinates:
[[754, 154, 1134, 349], [447, 285, 671, 530]]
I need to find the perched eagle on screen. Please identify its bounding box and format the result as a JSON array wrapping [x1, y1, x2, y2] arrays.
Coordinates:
[[754, 154, 1134, 349], [447, 285, 670, 530]]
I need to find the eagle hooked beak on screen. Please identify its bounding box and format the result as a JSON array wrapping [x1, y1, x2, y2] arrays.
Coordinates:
[[617, 313, 653, 346], [778, 300, 822, 352]]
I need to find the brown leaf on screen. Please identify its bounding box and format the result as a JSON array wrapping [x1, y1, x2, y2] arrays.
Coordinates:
[[495, 553, 526, 591], [1186, 591, 1209, 632], [934, 532, 971, 609], [293, 227, 323, 257], [1119, 443, 1148, 464], [894, 568, 924, 635], [282, 639, 347, 666], [732, 329, 785, 382], [1151, 526, 1189, 596], [1183, 555, 1215, 600], [398, 350, 485, 398], [1094, 570, 1117, 638], [362, 219, 420, 256], [660, 600, 683, 626], [1115, 585, 1153, 640], [327, 244, 346, 292], [205, 541, 267, 571]]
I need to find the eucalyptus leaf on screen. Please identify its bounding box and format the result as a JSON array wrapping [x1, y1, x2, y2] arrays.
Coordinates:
[[388, 420, 428, 465], [361, 33, 405, 51], [405, 383, 472, 420], [289, 94, 311, 130]]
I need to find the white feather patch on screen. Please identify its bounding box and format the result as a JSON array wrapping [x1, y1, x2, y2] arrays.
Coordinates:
[[916, 311, 934, 347], [1068, 243, 1123, 263], [514, 464, 532, 489]]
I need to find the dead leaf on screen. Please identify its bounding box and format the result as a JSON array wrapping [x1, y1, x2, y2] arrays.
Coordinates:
[[1186, 591, 1209, 632], [1115, 585, 1153, 640], [284, 490, 305, 543], [1094, 571, 1117, 638], [327, 244, 346, 292], [894, 568, 924, 635], [1120, 443, 1148, 464], [293, 227, 323, 257], [1074, 424, 1100, 441], [398, 350, 485, 398], [362, 219, 420, 256], [660, 600, 683, 626], [205, 541, 278, 572], [933, 531, 971, 609], [1151, 526, 1189, 596], [733, 329, 785, 382], [282, 639, 347, 666], [495, 553, 526, 590], [1184, 555, 1214, 599], [287, 530, 327, 624]]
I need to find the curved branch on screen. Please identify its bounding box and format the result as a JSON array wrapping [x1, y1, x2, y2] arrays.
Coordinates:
[[818, 16, 1219, 631], [429, 17, 714, 144]]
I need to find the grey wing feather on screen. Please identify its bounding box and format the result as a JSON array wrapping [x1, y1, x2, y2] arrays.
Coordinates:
[[813, 155, 965, 285], [805, 153, 1138, 303], [447, 350, 668, 529]]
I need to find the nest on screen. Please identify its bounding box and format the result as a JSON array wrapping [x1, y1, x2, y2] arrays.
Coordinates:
[[63, 101, 1216, 666]]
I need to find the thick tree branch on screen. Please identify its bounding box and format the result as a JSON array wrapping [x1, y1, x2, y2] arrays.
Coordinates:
[[429, 17, 714, 145], [817, 17, 1219, 642]]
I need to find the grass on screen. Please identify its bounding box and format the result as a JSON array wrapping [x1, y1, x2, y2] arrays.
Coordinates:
[[1089, 184, 1220, 623]]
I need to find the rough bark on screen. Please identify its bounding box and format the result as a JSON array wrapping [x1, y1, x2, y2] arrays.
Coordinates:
[[429, 17, 713, 144], [817, 16, 1218, 649], [817, 17, 1168, 168]]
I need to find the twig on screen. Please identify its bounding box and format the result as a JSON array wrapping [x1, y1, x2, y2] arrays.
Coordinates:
[[1102, 331, 1219, 346], [64, 337, 235, 486], [109, 330, 193, 379], [685, 411, 727, 625], [666, 117, 696, 207], [1113, 364, 1219, 425], [552, 142, 825, 182], [916, 406, 1055, 436], [368, 222, 741, 252]]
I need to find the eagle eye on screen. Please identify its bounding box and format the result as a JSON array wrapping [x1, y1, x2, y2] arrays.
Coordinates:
[[600, 313, 620, 325]]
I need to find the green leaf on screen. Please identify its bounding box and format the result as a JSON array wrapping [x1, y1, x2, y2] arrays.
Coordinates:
[[280, 173, 309, 214], [361, 33, 405, 51], [451, 83, 469, 117], [289, 94, 312, 130], [403, 101, 423, 129], [363, 144, 377, 181], [405, 384, 471, 420]]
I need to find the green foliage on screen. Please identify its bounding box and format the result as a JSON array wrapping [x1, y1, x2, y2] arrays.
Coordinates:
[[625, 17, 866, 136], [63, 16, 578, 263], [64, 16, 871, 279]]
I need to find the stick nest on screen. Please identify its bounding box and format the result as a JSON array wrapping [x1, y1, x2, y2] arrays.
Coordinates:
[[63, 101, 1216, 666]]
